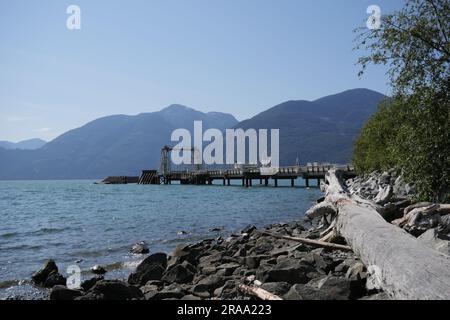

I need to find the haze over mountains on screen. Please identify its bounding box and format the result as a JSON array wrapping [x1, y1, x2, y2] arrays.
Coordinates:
[[0, 89, 386, 180]]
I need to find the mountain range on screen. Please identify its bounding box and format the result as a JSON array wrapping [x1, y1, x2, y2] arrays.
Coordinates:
[[0, 88, 386, 180], [0, 138, 46, 150]]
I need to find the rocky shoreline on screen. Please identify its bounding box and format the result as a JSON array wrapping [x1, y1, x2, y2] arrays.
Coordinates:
[[17, 169, 450, 300], [27, 219, 387, 300]]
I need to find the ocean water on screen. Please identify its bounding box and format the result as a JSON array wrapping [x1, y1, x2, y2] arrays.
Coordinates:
[[0, 179, 321, 298]]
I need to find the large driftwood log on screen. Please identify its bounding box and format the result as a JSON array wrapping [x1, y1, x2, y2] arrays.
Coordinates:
[[323, 169, 450, 300]]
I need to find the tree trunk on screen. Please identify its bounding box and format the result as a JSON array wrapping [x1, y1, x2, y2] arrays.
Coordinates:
[[324, 169, 450, 300]]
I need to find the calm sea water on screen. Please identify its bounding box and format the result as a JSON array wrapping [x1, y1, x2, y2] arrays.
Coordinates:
[[0, 179, 320, 298]]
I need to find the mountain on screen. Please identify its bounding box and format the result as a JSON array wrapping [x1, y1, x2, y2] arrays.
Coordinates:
[[0, 106, 238, 180], [234, 88, 386, 165], [0, 89, 386, 180], [0, 138, 46, 150]]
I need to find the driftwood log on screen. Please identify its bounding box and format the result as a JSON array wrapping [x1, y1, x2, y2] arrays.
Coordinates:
[[259, 231, 353, 252], [238, 284, 283, 300], [320, 169, 450, 300]]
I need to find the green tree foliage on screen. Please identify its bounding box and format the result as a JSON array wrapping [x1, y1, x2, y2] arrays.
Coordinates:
[[354, 0, 450, 202]]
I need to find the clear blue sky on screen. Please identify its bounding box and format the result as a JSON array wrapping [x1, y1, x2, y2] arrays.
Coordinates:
[[0, 0, 404, 142]]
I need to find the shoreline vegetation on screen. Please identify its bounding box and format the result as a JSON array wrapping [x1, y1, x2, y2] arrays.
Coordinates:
[[17, 168, 450, 301]]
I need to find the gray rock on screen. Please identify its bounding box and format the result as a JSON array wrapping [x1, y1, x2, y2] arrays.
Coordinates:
[[31, 260, 59, 287], [161, 263, 195, 284], [256, 259, 315, 284], [198, 275, 226, 290], [260, 282, 291, 296], [50, 285, 83, 300], [44, 271, 67, 288], [78, 280, 143, 300], [146, 283, 185, 300], [128, 252, 167, 285], [81, 276, 104, 291], [130, 241, 150, 254]]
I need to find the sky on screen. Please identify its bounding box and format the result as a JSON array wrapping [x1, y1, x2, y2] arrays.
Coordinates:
[[0, 0, 405, 142]]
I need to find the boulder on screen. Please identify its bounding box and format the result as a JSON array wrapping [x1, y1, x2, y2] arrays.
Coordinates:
[[216, 262, 240, 276], [145, 283, 185, 300], [161, 263, 195, 284], [44, 271, 67, 288], [213, 280, 238, 299], [256, 259, 315, 284], [31, 260, 59, 287], [260, 282, 291, 296], [241, 225, 257, 235], [130, 241, 150, 254], [190, 284, 211, 298], [81, 276, 104, 291], [128, 253, 167, 286], [78, 280, 143, 300], [197, 275, 226, 291], [50, 285, 83, 300], [284, 276, 352, 300]]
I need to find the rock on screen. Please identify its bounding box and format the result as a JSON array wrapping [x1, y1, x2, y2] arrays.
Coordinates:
[[81, 276, 104, 291], [31, 259, 59, 287], [345, 262, 367, 298], [201, 266, 217, 275], [145, 283, 185, 300], [190, 284, 211, 298], [256, 259, 315, 284], [181, 294, 202, 300], [130, 241, 150, 254], [418, 228, 450, 256], [260, 282, 291, 296], [198, 275, 226, 291], [284, 276, 352, 300], [284, 284, 328, 300], [44, 271, 67, 288], [79, 280, 143, 300], [161, 263, 195, 284], [90, 265, 107, 275], [213, 280, 238, 299], [168, 244, 203, 268], [241, 225, 257, 234], [216, 262, 240, 276], [359, 292, 390, 300], [209, 227, 223, 232], [128, 253, 167, 286], [244, 256, 265, 269], [50, 285, 83, 300]]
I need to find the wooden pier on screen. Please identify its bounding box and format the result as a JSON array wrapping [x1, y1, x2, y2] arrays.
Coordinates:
[[139, 164, 356, 188]]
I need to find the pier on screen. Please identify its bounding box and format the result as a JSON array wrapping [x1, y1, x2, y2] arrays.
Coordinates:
[[137, 163, 356, 187]]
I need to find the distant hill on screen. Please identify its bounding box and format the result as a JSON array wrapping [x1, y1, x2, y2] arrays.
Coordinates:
[[0, 138, 46, 150], [234, 88, 386, 165], [0, 89, 386, 180], [0, 106, 238, 180]]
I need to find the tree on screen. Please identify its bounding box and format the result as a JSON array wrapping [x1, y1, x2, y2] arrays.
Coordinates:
[[354, 0, 450, 202]]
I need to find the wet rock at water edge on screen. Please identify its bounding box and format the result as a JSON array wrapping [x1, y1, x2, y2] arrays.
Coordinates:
[[90, 265, 107, 275], [76, 280, 143, 300], [130, 241, 150, 255], [81, 276, 104, 291], [128, 252, 168, 286], [31, 259, 66, 288], [50, 285, 83, 300]]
